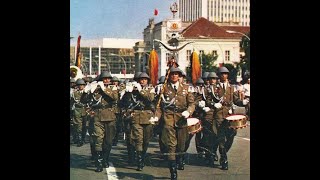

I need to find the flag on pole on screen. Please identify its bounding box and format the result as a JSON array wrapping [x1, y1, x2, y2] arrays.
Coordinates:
[[154, 9, 158, 16], [75, 35, 81, 68], [191, 51, 201, 85], [148, 49, 159, 86]]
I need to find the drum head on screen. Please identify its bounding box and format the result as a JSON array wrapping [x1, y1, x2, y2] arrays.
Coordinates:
[[187, 118, 199, 126], [226, 115, 246, 121]]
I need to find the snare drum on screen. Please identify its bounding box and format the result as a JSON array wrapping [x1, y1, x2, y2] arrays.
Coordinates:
[[187, 118, 202, 134], [225, 114, 248, 129]]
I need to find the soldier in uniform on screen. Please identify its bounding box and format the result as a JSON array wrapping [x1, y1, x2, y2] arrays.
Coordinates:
[[122, 72, 155, 171], [213, 67, 248, 170], [89, 71, 119, 172], [202, 72, 210, 87], [199, 72, 220, 166], [70, 78, 88, 147], [111, 76, 122, 146], [70, 78, 77, 144], [153, 76, 167, 156], [154, 67, 195, 180], [190, 78, 206, 158], [119, 72, 141, 165]]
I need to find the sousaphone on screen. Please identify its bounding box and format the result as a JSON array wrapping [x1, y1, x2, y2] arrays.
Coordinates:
[[70, 65, 84, 80]]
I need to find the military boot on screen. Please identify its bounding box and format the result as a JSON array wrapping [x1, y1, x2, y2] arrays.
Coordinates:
[[213, 144, 219, 161], [169, 160, 177, 180], [141, 150, 147, 167], [81, 131, 87, 144], [90, 144, 96, 161], [95, 151, 104, 172], [77, 135, 83, 147], [209, 153, 216, 167], [127, 145, 135, 165], [102, 149, 110, 168], [112, 133, 119, 146], [136, 151, 144, 171], [220, 151, 228, 170], [176, 155, 184, 170]]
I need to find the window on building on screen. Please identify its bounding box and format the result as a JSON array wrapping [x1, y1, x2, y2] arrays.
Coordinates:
[[225, 50, 230, 61], [166, 53, 171, 62], [186, 50, 191, 66], [212, 50, 217, 56]]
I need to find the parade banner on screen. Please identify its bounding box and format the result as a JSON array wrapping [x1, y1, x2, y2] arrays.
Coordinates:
[[75, 35, 81, 68], [191, 51, 201, 85], [148, 49, 159, 87]]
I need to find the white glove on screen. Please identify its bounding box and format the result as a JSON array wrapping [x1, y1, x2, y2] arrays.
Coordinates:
[[135, 83, 142, 92], [214, 103, 222, 109], [125, 85, 133, 92], [243, 99, 249, 105], [181, 111, 190, 118], [198, 100, 205, 108], [203, 107, 210, 112], [149, 117, 159, 124], [84, 85, 90, 93], [149, 117, 159, 122], [228, 109, 233, 114]]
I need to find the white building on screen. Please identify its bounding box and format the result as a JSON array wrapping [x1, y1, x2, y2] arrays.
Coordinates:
[[138, 17, 248, 77], [177, 0, 250, 26], [70, 38, 142, 49], [70, 38, 142, 79]]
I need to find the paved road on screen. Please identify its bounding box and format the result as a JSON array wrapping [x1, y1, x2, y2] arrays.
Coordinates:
[[70, 122, 250, 180]]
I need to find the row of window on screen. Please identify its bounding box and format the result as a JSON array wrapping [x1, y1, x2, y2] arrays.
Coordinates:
[[184, 50, 231, 63]]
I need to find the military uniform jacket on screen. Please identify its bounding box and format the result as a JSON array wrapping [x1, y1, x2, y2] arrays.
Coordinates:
[[128, 85, 155, 124], [93, 85, 119, 122], [71, 89, 88, 117], [155, 83, 195, 128], [214, 82, 242, 120]]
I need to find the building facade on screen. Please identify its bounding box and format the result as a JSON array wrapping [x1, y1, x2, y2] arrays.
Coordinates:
[[70, 38, 142, 78], [178, 0, 250, 26], [137, 17, 246, 77]]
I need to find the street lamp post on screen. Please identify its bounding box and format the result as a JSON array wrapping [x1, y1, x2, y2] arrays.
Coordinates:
[[226, 30, 250, 41], [198, 35, 225, 64], [109, 53, 127, 77], [95, 55, 111, 72]]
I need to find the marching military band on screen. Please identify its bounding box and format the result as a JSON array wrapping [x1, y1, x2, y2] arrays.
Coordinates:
[[70, 66, 250, 180]]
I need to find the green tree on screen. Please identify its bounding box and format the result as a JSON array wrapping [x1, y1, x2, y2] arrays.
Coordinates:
[[239, 32, 250, 80], [201, 52, 219, 73], [223, 64, 238, 84]]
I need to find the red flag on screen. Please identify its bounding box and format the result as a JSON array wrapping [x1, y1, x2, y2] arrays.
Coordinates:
[[75, 35, 81, 68], [154, 9, 158, 16]]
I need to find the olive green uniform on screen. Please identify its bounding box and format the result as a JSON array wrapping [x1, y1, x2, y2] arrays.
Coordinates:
[[70, 89, 87, 146], [155, 83, 195, 161], [213, 82, 243, 169], [91, 85, 119, 171]]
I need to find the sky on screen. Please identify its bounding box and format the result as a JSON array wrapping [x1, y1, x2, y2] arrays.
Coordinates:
[[70, 0, 176, 41]]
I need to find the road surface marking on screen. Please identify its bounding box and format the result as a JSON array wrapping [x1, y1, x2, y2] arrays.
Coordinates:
[[105, 162, 119, 180], [235, 136, 250, 141]]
